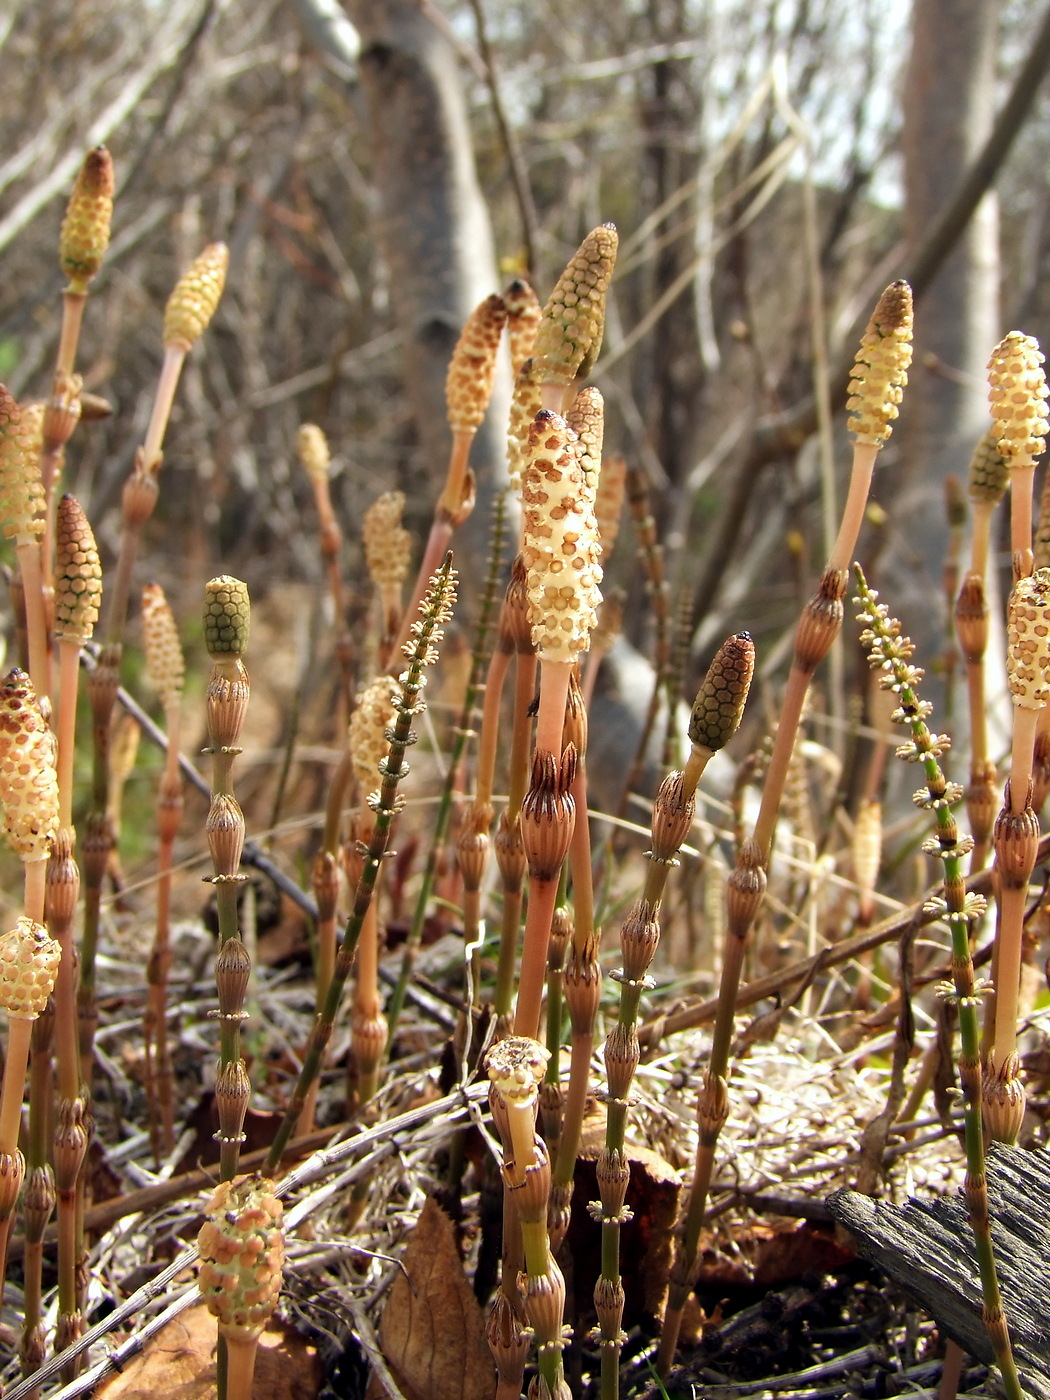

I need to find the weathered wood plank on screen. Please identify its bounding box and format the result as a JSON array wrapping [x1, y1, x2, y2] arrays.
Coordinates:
[[827, 1144, 1050, 1398]]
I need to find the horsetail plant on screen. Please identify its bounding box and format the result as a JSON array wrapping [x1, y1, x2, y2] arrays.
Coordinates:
[[597, 634, 753, 1397], [347, 673, 399, 1109], [53, 497, 102, 828], [515, 409, 603, 1038], [531, 224, 617, 413], [393, 293, 505, 656], [389, 492, 508, 1043], [140, 583, 186, 1161], [198, 1173, 285, 1400], [657, 281, 912, 1379], [201, 578, 253, 1183], [263, 556, 457, 1175], [42, 149, 113, 573], [363, 489, 411, 666], [486, 1036, 570, 1400], [853, 566, 1023, 1400], [0, 918, 60, 1286], [503, 276, 542, 378], [297, 422, 353, 715]]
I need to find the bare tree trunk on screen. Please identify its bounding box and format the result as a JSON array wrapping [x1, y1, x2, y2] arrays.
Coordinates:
[[344, 0, 510, 586], [897, 0, 999, 602]]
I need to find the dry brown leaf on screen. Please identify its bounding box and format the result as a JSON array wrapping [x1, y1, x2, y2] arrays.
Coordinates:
[[96, 1301, 322, 1400], [378, 1197, 496, 1400]]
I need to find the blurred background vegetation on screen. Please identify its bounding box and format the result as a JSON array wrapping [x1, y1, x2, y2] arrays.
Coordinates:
[[0, 0, 1046, 737]]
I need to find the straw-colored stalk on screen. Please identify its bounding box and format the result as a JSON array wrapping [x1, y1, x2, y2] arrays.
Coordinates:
[[140, 583, 185, 1161], [854, 568, 1023, 1400], [657, 280, 912, 1377], [263, 558, 457, 1176]]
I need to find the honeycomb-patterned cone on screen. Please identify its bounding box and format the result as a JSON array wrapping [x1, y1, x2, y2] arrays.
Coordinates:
[[349, 674, 397, 793], [0, 669, 58, 862], [59, 146, 114, 292], [198, 1174, 285, 1342], [1007, 568, 1050, 710], [54, 496, 102, 642], [445, 293, 507, 434], [532, 224, 618, 388], [954, 572, 988, 663], [508, 358, 543, 493], [688, 632, 755, 754], [141, 583, 185, 707], [485, 1035, 549, 1108], [650, 770, 694, 865], [0, 917, 61, 1018], [603, 1021, 640, 1102], [521, 410, 603, 663], [595, 453, 627, 560], [203, 576, 250, 660], [296, 423, 330, 483], [988, 331, 1049, 464], [563, 936, 601, 1033], [0, 385, 45, 546], [846, 280, 913, 445], [565, 386, 604, 495], [504, 277, 542, 377], [164, 242, 229, 350], [982, 1053, 1026, 1145], [363, 491, 411, 590], [0, 1150, 24, 1218]]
